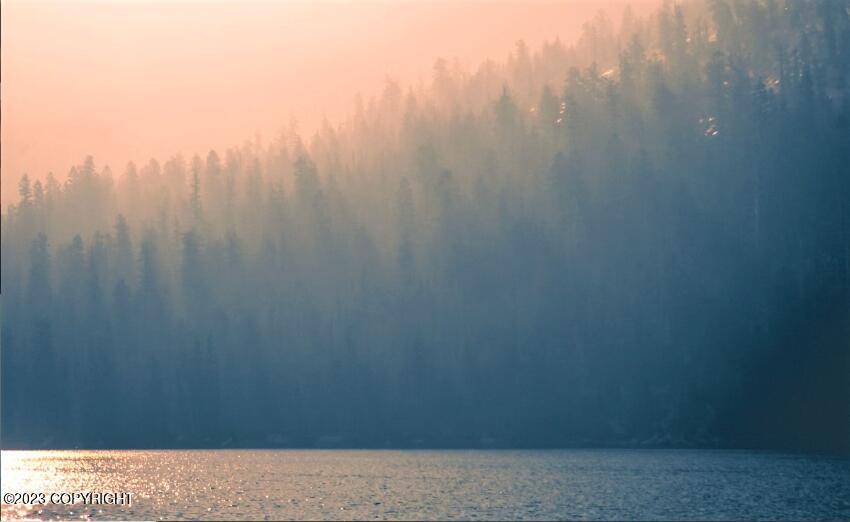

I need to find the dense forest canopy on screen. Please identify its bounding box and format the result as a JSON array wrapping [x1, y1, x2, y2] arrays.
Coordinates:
[[2, 0, 849, 452]]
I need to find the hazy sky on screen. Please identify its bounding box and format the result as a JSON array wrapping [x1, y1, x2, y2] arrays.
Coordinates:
[[1, 1, 653, 208]]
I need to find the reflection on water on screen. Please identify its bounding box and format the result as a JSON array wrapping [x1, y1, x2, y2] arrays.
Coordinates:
[[1, 449, 849, 521]]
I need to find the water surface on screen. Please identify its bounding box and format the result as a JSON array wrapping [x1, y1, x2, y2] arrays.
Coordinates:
[[2, 449, 848, 520]]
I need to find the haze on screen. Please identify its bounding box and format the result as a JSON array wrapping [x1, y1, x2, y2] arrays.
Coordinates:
[[3, 0, 849, 455], [1, 0, 651, 208]]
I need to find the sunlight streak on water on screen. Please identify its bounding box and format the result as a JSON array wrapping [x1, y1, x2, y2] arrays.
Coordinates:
[[1, 449, 849, 521]]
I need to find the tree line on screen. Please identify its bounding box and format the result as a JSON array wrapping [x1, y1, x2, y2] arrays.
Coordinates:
[[2, 0, 849, 452]]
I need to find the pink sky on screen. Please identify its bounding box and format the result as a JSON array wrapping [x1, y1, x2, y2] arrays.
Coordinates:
[[1, 1, 654, 208]]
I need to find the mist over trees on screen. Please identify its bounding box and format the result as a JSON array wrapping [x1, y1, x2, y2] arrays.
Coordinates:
[[2, 0, 848, 452]]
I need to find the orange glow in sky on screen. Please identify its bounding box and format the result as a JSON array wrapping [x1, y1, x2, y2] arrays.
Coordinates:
[[1, 1, 654, 208]]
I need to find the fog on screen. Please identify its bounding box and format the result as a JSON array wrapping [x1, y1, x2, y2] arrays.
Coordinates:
[[2, 0, 848, 452]]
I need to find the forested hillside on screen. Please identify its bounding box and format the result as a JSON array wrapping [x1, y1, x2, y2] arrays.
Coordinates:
[[2, 0, 849, 452]]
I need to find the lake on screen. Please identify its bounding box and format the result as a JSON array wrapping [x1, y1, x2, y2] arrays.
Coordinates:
[[1, 449, 848, 520]]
